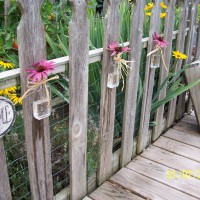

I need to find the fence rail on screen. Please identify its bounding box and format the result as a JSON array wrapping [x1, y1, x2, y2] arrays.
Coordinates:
[[0, 0, 199, 200]]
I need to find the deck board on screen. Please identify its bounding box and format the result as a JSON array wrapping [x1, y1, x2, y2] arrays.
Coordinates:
[[88, 115, 200, 200], [153, 136, 200, 162], [126, 156, 200, 198]]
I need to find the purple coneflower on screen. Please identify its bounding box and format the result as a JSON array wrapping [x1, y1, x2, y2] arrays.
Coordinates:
[[153, 32, 169, 48], [108, 41, 130, 56], [26, 60, 56, 83]]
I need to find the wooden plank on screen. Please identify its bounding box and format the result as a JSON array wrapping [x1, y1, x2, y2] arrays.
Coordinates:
[[68, 1, 89, 199], [181, 115, 198, 126], [127, 156, 200, 199], [137, 0, 162, 154], [141, 145, 200, 172], [98, 0, 121, 185], [120, 0, 145, 167], [153, 136, 200, 162], [82, 197, 92, 200], [4, 0, 10, 28], [173, 120, 200, 134], [176, 0, 199, 120], [17, 1, 53, 199], [195, 20, 200, 60], [90, 181, 144, 200], [185, 65, 200, 126], [0, 139, 12, 200], [164, 128, 200, 148], [166, 0, 189, 128], [110, 168, 196, 200], [152, 0, 177, 141]]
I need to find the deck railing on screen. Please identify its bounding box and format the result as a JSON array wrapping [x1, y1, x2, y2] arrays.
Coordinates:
[[0, 0, 199, 200]]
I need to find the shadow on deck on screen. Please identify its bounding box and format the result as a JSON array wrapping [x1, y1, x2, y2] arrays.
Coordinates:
[[84, 114, 200, 200]]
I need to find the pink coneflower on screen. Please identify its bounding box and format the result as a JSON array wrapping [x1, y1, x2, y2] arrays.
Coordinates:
[[108, 41, 130, 56], [153, 32, 169, 48], [26, 60, 57, 83]]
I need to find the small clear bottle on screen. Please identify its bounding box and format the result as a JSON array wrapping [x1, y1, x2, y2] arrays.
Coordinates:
[[33, 84, 51, 120], [150, 53, 161, 69], [107, 61, 121, 88]]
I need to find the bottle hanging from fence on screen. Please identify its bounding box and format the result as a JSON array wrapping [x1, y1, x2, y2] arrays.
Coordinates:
[[33, 84, 51, 120], [150, 53, 161, 69], [107, 60, 121, 88]]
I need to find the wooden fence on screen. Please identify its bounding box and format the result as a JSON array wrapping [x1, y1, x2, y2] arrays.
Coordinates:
[[0, 0, 200, 200]]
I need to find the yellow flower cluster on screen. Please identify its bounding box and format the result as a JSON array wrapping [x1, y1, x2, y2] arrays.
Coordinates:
[[173, 51, 187, 60], [0, 86, 22, 105], [145, 2, 167, 19], [0, 60, 15, 69]]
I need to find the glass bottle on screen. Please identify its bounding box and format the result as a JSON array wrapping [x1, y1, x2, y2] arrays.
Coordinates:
[[33, 84, 51, 120], [107, 60, 121, 88], [150, 53, 161, 69]]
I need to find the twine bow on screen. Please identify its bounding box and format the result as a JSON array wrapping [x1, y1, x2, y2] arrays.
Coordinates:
[[17, 75, 59, 105], [114, 54, 133, 91], [147, 45, 168, 71]]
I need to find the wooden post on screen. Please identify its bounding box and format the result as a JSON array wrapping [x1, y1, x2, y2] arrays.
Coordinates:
[[120, 0, 145, 168], [176, 0, 199, 120], [166, 0, 189, 128], [17, 1, 53, 199], [152, 0, 177, 141], [137, 0, 161, 154], [4, 0, 10, 28], [69, 0, 89, 199], [98, 0, 121, 185], [0, 139, 12, 200]]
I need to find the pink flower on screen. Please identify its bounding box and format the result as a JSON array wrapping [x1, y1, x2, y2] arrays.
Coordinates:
[[108, 41, 130, 56], [26, 60, 56, 83], [153, 32, 169, 48]]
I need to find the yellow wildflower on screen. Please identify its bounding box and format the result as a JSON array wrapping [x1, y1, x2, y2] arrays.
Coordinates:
[[0, 60, 15, 69], [2, 86, 17, 95], [160, 13, 166, 18], [8, 93, 22, 105], [160, 2, 167, 9], [145, 12, 152, 17], [145, 3, 154, 11], [173, 51, 187, 60]]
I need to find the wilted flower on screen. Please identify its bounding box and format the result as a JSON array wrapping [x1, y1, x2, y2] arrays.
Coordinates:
[[153, 32, 169, 48], [108, 42, 130, 57], [26, 60, 57, 83]]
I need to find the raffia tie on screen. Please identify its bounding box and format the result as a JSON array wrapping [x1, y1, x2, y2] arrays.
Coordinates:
[[147, 45, 168, 72], [114, 54, 133, 91], [17, 75, 59, 105]]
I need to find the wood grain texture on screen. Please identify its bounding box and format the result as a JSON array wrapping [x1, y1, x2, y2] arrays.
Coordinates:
[[173, 120, 200, 134], [17, 1, 53, 199], [152, 0, 177, 141], [82, 197, 92, 200], [176, 0, 199, 120], [141, 145, 200, 172], [195, 20, 200, 60], [137, 0, 162, 154], [4, 0, 10, 28], [120, 0, 145, 167], [181, 114, 198, 126], [153, 136, 200, 162], [69, 0, 89, 199], [127, 156, 200, 199], [185, 66, 200, 126], [110, 167, 196, 200], [164, 128, 200, 148], [98, 0, 121, 185], [166, 0, 189, 128], [90, 181, 144, 200], [0, 139, 12, 200]]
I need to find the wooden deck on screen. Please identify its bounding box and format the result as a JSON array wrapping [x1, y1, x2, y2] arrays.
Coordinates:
[[85, 114, 200, 200]]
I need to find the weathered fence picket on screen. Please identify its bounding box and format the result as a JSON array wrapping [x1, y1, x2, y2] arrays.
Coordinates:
[[137, 0, 162, 154], [166, 0, 189, 128], [152, 0, 177, 141], [68, 0, 89, 199], [120, 0, 145, 168], [0, 139, 12, 200], [98, 0, 121, 185], [176, 0, 199, 120], [17, 0, 53, 199]]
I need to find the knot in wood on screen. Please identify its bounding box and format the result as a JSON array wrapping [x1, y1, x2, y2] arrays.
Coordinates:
[[73, 123, 81, 138]]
